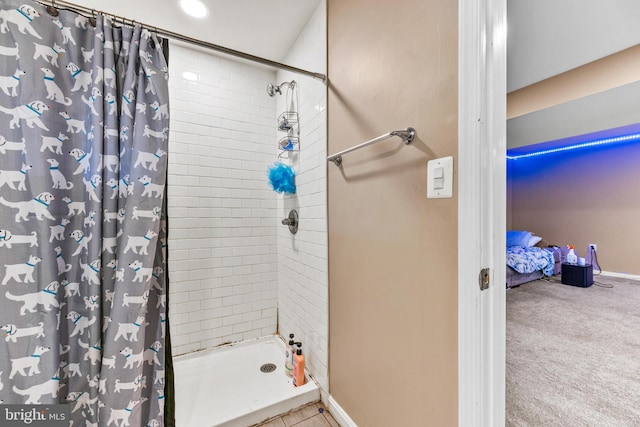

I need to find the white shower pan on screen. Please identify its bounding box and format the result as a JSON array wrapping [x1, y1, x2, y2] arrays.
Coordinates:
[[173, 335, 319, 426]]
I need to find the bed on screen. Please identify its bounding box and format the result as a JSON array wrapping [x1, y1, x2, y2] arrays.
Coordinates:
[[506, 230, 562, 288]]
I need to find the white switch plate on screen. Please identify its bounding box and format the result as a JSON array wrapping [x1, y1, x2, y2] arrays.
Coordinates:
[[427, 156, 453, 198]]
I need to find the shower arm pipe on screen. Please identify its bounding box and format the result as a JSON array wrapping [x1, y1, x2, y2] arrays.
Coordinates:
[[37, 0, 327, 83], [327, 127, 416, 166]]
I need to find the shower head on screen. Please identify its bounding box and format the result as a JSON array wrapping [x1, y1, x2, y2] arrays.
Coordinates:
[[267, 83, 281, 97], [267, 81, 296, 97]]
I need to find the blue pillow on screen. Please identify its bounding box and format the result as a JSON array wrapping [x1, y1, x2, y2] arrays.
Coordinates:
[[506, 230, 532, 247], [527, 235, 543, 247]]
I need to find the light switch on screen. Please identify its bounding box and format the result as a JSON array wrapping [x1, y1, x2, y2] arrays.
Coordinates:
[[427, 156, 453, 198], [433, 167, 445, 189]]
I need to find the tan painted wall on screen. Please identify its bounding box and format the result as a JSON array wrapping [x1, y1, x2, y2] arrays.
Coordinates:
[[509, 142, 640, 276], [507, 44, 640, 119], [327, 0, 458, 425], [507, 43, 640, 275]]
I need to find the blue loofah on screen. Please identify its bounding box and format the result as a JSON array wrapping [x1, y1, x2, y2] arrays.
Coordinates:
[[267, 162, 296, 194]]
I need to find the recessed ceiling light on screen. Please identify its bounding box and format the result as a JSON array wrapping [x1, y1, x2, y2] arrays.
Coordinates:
[[180, 0, 208, 18], [182, 71, 199, 81]]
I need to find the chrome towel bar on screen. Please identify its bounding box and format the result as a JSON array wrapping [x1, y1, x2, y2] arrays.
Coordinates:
[[327, 127, 416, 166]]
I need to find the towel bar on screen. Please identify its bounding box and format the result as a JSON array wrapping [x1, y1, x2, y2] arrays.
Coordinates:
[[327, 127, 415, 166]]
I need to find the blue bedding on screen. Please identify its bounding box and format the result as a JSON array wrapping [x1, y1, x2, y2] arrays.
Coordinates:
[[507, 246, 555, 277]]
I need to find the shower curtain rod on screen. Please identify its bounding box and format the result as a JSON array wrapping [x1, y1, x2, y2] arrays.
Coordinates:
[[38, 0, 327, 83]]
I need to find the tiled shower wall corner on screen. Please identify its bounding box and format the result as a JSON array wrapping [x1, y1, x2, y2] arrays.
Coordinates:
[[166, 2, 329, 401], [167, 42, 278, 356], [276, 4, 329, 400]]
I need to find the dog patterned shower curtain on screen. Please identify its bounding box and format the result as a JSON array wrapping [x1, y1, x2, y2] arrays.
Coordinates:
[[0, 1, 170, 425]]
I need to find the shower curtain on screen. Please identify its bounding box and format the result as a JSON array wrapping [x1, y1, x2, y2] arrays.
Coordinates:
[[0, 1, 170, 426]]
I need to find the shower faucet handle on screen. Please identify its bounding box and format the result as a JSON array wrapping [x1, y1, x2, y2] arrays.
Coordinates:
[[281, 210, 298, 234]]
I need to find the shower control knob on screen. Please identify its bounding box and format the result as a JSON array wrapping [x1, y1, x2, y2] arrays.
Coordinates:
[[281, 210, 298, 234]]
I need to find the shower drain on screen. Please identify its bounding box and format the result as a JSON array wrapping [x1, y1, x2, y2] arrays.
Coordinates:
[[260, 363, 277, 373]]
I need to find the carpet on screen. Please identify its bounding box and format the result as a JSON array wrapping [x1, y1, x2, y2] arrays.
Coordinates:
[[506, 275, 640, 426]]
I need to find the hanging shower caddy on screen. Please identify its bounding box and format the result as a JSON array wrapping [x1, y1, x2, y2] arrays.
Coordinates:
[[266, 80, 299, 195], [276, 81, 299, 160]]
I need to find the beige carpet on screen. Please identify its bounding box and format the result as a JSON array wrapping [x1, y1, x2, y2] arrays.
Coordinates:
[[506, 275, 640, 426]]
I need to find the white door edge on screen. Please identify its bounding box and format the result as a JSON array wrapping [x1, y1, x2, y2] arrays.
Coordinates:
[[458, 0, 507, 425]]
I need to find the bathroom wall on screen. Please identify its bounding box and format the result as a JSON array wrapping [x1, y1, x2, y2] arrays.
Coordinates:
[[274, 5, 329, 399], [167, 43, 279, 355], [167, 1, 328, 365], [327, 0, 458, 425]]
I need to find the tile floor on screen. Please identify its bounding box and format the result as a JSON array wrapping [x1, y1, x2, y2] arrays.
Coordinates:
[[255, 402, 340, 427]]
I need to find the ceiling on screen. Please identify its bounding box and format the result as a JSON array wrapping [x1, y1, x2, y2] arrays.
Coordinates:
[[507, 0, 640, 92], [70, 1, 640, 90], [507, 0, 640, 149], [70, 0, 640, 150], [71, 0, 323, 63], [508, 82, 640, 150]]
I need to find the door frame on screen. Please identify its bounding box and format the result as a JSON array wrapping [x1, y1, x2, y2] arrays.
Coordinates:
[[458, 0, 507, 425]]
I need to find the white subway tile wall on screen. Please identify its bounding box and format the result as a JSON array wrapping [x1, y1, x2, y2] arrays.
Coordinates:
[[167, 42, 279, 356], [276, 5, 329, 401], [166, 1, 328, 400]]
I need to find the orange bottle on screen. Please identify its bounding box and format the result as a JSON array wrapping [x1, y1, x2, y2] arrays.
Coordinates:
[[293, 343, 305, 387]]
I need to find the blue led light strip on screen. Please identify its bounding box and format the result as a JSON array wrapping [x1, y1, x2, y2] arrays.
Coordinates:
[[507, 133, 640, 160]]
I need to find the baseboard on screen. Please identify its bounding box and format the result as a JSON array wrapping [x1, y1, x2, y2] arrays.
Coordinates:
[[328, 395, 358, 427], [599, 270, 640, 281]]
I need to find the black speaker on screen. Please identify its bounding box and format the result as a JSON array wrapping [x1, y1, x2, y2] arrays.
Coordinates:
[[561, 263, 594, 287]]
